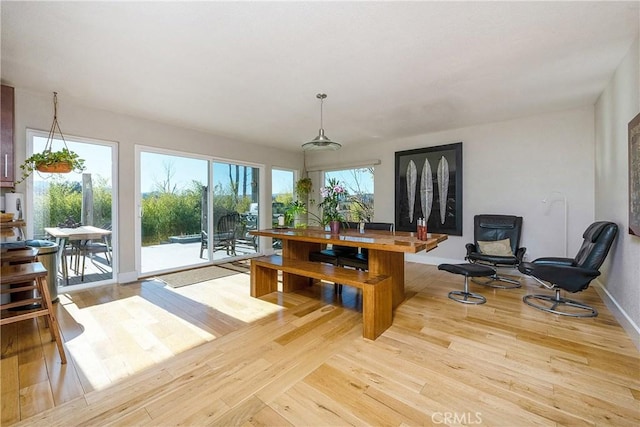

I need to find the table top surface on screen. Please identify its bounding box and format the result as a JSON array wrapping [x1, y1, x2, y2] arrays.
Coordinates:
[[44, 226, 112, 240], [250, 227, 447, 254]]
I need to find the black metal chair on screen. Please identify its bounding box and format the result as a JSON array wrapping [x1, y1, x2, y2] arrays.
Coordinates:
[[335, 222, 395, 293], [338, 222, 395, 270], [77, 223, 112, 281], [215, 212, 240, 255], [200, 212, 240, 258], [308, 222, 358, 292], [519, 221, 618, 317], [465, 214, 526, 289], [199, 230, 208, 258]]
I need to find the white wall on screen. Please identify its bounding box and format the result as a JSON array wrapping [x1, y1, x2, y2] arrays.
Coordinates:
[[10, 70, 637, 339], [594, 36, 640, 341], [10, 89, 302, 281], [309, 107, 596, 265]]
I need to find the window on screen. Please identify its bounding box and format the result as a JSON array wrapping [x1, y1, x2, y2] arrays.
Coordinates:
[[271, 168, 294, 252], [272, 168, 294, 225], [325, 167, 374, 221]]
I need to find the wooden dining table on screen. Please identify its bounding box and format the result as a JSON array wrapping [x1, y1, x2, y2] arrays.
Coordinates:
[[250, 226, 447, 308], [44, 226, 112, 285]]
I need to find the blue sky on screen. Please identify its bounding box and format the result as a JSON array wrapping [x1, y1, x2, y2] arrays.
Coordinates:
[[34, 137, 369, 196]]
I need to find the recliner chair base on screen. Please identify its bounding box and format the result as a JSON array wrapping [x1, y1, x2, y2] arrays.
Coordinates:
[[471, 273, 521, 289], [448, 276, 486, 305], [448, 289, 486, 305], [439, 263, 492, 305], [523, 290, 597, 317]]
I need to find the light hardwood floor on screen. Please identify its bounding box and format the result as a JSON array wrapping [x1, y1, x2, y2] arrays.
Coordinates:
[[1, 263, 639, 426]]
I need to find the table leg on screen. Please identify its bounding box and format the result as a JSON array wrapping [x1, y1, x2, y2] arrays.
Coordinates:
[[367, 249, 405, 309], [103, 235, 112, 265], [55, 237, 69, 286], [250, 262, 277, 297]]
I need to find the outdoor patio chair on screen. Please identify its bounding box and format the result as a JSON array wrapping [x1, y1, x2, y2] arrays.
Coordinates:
[[200, 213, 240, 258], [77, 224, 112, 280]]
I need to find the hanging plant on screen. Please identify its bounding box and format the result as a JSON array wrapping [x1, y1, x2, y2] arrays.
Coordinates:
[[15, 92, 86, 185], [16, 148, 85, 184], [295, 177, 313, 198]]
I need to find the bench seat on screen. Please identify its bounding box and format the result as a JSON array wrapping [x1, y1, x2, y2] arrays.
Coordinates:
[[250, 255, 392, 340]]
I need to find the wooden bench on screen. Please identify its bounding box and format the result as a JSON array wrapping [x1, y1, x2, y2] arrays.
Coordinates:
[[250, 255, 392, 340]]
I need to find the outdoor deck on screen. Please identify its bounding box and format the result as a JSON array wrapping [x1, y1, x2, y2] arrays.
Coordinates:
[[58, 238, 260, 287]]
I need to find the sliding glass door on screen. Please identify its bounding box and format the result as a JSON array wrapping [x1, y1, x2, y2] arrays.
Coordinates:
[[27, 129, 117, 288], [138, 150, 261, 276], [139, 151, 208, 275], [211, 161, 260, 261]]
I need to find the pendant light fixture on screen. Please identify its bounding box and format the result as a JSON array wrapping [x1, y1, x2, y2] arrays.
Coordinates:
[[302, 93, 342, 151]]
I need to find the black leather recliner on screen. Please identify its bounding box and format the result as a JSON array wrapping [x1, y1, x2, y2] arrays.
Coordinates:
[[518, 221, 618, 317], [465, 214, 526, 288]]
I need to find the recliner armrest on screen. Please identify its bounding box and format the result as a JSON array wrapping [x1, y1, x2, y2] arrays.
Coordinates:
[[515, 247, 526, 262], [532, 257, 575, 267], [465, 243, 477, 258], [520, 263, 600, 292]]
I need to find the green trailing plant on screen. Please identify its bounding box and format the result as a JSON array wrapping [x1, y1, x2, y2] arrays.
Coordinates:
[[15, 148, 86, 185], [295, 177, 313, 198]]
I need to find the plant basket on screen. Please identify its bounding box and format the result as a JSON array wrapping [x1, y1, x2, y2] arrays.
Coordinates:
[[36, 161, 73, 174]]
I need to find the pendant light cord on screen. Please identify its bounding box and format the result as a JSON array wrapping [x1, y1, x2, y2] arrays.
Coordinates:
[[44, 92, 69, 153], [317, 93, 326, 131]]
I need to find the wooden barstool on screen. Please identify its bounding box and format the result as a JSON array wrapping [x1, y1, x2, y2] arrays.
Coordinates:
[[1, 247, 41, 309], [1, 247, 39, 265], [0, 262, 67, 363]]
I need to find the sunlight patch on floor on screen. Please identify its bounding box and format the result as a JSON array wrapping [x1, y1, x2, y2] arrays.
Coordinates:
[[164, 273, 285, 323], [59, 293, 215, 390]]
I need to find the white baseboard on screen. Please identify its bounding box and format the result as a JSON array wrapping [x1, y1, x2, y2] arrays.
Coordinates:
[[406, 254, 464, 265], [405, 255, 526, 277], [593, 279, 640, 351]]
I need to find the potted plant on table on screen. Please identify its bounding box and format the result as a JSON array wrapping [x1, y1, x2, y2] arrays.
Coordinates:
[[285, 200, 307, 228], [318, 178, 348, 234], [287, 177, 314, 228]]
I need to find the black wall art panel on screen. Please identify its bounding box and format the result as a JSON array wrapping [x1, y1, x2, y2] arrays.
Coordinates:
[[395, 142, 462, 235]]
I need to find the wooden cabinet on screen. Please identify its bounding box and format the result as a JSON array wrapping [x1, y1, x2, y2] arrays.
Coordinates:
[[1, 85, 15, 187]]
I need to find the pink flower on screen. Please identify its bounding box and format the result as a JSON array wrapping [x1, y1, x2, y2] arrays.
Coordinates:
[[318, 178, 349, 223]]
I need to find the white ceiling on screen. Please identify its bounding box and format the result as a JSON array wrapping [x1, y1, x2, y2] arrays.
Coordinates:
[[1, 1, 638, 151]]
